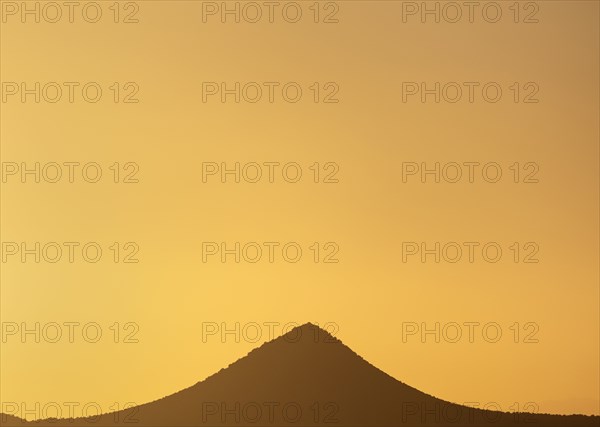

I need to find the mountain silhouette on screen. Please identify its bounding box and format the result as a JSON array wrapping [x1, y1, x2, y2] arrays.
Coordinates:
[[1, 323, 598, 426]]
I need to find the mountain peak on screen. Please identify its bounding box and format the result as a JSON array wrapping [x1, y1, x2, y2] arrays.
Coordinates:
[[3, 322, 598, 426], [276, 322, 341, 345]]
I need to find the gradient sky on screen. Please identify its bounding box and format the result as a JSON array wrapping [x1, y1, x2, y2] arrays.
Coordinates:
[[1, 0, 599, 420]]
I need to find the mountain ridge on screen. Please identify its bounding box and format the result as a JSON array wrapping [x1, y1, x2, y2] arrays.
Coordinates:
[[1, 322, 598, 426]]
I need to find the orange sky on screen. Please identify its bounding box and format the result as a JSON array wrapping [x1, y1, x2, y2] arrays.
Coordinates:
[[1, 0, 599, 420]]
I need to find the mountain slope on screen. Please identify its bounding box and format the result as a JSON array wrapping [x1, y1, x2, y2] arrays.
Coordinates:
[[1, 323, 598, 426]]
